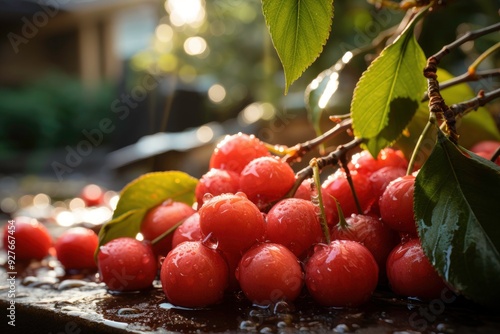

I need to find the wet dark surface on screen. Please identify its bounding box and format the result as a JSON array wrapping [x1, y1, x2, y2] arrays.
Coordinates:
[[1, 257, 500, 334]]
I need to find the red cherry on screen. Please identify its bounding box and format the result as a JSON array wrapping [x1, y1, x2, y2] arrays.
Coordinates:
[[265, 198, 323, 258], [2, 217, 52, 261], [239, 156, 296, 210], [330, 214, 399, 282], [141, 200, 195, 256], [379, 175, 417, 234], [367, 166, 406, 215], [236, 243, 304, 306], [171, 213, 202, 249], [198, 193, 266, 254], [209, 133, 270, 174], [55, 227, 98, 270], [321, 170, 374, 226], [349, 148, 408, 176], [161, 241, 228, 307], [386, 239, 448, 300], [97, 237, 157, 292], [305, 240, 379, 307], [195, 168, 240, 208], [293, 178, 314, 201]]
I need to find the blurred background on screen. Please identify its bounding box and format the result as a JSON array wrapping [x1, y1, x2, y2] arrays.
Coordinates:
[[0, 0, 498, 224]]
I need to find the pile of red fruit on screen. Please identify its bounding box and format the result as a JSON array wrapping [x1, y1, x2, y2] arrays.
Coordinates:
[[4, 133, 500, 309], [96, 133, 448, 308]]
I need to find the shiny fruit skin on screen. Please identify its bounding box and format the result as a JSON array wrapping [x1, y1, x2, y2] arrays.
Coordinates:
[[367, 166, 406, 215], [386, 239, 447, 300], [141, 200, 195, 256], [330, 214, 399, 281], [2, 217, 52, 261], [161, 241, 228, 307], [379, 175, 417, 234], [305, 240, 379, 307], [265, 198, 323, 258], [239, 156, 296, 210], [349, 148, 408, 176], [195, 168, 240, 209], [171, 213, 202, 249], [55, 227, 98, 270], [198, 193, 266, 254], [321, 170, 374, 226], [97, 237, 157, 292], [236, 243, 304, 306], [209, 133, 270, 174]]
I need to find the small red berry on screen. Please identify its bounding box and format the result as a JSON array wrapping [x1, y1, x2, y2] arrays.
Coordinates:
[[239, 156, 296, 210], [386, 239, 447, 300], [171, 213, 202, 249], [2, 217, 52, 261], [379, 175, 417, 234], [209, 133, 270, 174], [195, 168, 240, 208], [266, 198, 323, 258], [55, 227, 98, 270], [141, 200, 195, 256], [198, 193, 265, 254], [305, 240, 379, 307], [236, 243, 304, 306], [97, 237, 157, 292], [161, 241, 228, 307]]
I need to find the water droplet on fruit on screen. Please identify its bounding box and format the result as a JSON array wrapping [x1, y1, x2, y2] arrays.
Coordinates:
[[240, 256, 254, 268], [202, 233, 219, 250], [202, 193, 214, 203], [142, 254, 151, 265]]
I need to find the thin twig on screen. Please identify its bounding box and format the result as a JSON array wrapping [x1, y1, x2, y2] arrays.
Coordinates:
[[281, 118, 353, 164], [450, 88, 500, 117], [432, 22, 500, 63], [421, 69, 500, 102]]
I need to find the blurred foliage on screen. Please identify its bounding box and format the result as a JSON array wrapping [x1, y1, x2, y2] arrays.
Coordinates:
[[0, 71, 114, 159]]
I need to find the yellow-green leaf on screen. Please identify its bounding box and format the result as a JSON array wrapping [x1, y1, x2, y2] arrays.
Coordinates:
[[262, 0, 334, 94]]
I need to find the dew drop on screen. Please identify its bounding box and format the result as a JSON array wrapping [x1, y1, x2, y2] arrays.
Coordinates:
[[202, 193, 214, 203], [202, 233, 219, 250]]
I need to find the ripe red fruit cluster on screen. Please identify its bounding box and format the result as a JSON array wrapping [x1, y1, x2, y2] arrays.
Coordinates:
[[92, 133, 449, 308]]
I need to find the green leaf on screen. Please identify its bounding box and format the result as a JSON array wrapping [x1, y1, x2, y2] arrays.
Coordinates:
[[351, 14, 427, 157], [414, 130, 500, 306], [262, 0, 334, 94], [96, 171, 198, 258], [113, 171, 198, 218]]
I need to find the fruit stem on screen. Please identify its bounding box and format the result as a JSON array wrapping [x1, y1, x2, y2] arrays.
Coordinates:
[[311, 159, 330, 244], [340, 156, 363, 214], [334, 197, 349, 230], [406, 118, 435, 175], [151, 219, 185, 246]]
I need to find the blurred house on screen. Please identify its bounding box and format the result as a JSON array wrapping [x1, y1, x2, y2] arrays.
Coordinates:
[[0, 0, 160, 87]]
